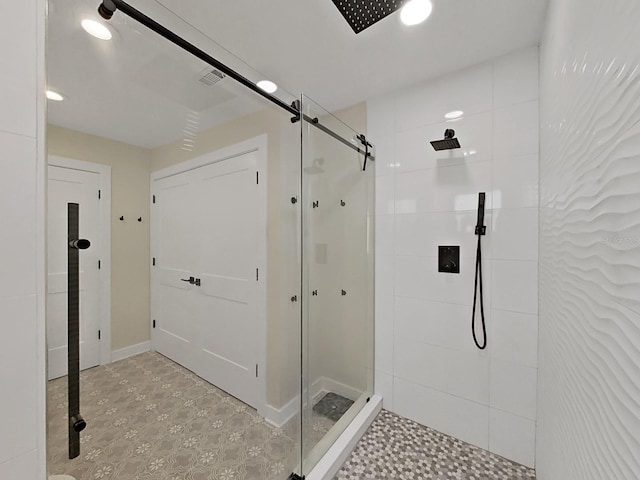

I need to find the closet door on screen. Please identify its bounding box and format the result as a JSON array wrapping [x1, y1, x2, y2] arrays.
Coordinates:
[[152, 171, 199, 372], [152, 147, 264, 410], [193, 150, 261, 409]]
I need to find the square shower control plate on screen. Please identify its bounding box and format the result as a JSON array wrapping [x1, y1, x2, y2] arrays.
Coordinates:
[[438, 246, 460, 274]]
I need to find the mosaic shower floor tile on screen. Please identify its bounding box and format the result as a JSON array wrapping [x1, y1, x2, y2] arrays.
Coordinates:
[[334, 409, 537, 480]]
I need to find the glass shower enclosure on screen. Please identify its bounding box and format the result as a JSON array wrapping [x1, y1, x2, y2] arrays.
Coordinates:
[[45, 1, 374, 478], [300, 95, 375, 476]]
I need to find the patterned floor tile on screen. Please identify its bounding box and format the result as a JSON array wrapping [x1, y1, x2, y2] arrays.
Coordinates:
[[48, 352, 301, 480]]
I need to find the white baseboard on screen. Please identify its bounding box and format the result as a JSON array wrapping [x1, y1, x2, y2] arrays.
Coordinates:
[[111, 341, 151, 363], [306, 394, 382, 480], [264, 395, 299, 428]]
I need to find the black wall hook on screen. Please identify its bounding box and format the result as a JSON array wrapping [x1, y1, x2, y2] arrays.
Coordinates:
[[138, 217, 143, 222], [119, 216, 124, 221]]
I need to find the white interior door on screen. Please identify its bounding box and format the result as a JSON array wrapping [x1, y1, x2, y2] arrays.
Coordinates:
[[47, 166, 101, 380], [195, 152, 260, 408], [153, 172, 199, 372], [152, 148, 263, 410]]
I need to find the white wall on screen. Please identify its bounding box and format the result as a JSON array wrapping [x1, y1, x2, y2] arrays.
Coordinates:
[[0, 0, 47, 479], [368, 47, 539, 467], [537, 0, 640, 479]]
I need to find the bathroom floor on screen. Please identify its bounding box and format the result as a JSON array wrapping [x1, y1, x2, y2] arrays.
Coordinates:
[[47, 352, 314, 480], [335, 410, 537, 480]]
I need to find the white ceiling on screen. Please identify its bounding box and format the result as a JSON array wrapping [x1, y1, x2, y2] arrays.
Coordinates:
[[47, 0, 548, 148]]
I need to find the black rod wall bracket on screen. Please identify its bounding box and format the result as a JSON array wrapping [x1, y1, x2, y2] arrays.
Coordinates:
[[357, 134, 373, 171]]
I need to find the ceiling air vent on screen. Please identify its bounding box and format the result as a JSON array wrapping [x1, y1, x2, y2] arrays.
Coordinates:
[[198, 68, 226, 86]]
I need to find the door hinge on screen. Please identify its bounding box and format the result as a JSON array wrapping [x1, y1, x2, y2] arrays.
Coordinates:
[[153, 257, 156, 266], [98, 330, 101, 340], [256, 268, 259, 281], [153, 320, 156, 329], [98, 260, 101, 270], [255, 364, 259, 378], [256, 172, 259, 184], [152, 195, 156, 204], [98, 189, 101, 199]]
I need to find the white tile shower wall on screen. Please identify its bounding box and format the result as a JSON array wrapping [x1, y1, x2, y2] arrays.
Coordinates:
[[368, 46, 539, 468], [0, 1, 46, 479], [537, 0, 640, 479]]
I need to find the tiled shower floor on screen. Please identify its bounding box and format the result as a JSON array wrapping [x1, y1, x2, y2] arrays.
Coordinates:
[[335, 410, 537, 480]]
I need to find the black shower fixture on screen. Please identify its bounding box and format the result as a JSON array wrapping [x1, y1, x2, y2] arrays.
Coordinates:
[[331, 0, 406, 33], [430, 129, 461, 151]]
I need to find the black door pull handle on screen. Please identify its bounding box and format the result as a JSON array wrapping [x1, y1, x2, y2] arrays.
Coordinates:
[[180, 277, 195, 284]]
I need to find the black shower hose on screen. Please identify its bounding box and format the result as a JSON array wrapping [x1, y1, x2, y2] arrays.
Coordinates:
[[472, 233, 487, 350]]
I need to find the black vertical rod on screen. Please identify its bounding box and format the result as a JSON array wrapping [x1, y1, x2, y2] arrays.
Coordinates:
[[67, 203, 88, 459], [67, 203, 81, 458]]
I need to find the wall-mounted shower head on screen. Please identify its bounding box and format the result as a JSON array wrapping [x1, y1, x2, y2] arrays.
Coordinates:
[[430, 129, 461, 151], [98, 0, 117, 20]]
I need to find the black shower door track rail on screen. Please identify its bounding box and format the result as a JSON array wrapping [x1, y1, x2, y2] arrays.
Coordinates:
[[99, 0, 374, 162]]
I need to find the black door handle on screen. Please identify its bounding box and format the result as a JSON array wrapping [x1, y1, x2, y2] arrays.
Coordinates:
[[180, 277, 195, 284]]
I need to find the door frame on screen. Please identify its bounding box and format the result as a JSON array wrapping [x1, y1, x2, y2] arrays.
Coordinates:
[[48, 155, 112, 366], [150, 134, 268, 416]]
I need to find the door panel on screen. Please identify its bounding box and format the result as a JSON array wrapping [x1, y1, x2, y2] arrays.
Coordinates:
[[153, 174, 198, 371], [47, 166, 101, 380], [194, 152, 259, 408]]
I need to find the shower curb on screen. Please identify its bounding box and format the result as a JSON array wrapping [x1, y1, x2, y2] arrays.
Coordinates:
[[306, 394, 382, 480]]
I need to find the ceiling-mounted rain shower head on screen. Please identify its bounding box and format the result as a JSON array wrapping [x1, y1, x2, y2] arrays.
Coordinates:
[[430, 129, 461, 151], [98, 0, 117, 20], [331, 0, 404, 34]]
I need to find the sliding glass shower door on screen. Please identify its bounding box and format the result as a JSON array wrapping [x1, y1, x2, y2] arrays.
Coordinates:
[[300, 95, 375, 475]]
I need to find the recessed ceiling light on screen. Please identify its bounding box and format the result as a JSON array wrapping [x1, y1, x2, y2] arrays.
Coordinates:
[[400, 0, 433, 26], [445, 110, 464, 119], [46, 90, 64, 101], [81, 19, 113, 40], [257, 80, 277, 94]]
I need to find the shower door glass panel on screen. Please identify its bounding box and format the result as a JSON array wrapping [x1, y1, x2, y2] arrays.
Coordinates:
[[301, 94, 375, 474], [47, 1, 302, 478]]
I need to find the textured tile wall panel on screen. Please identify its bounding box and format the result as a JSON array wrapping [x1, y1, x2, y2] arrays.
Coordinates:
[[537, 0, 640, 478]]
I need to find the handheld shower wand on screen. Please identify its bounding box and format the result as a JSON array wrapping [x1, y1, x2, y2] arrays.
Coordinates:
[[472, 193, 487, 350]]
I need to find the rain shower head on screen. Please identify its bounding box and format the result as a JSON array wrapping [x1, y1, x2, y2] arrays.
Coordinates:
[[430, 129, 461, 151], [331, 0, 405, 34], [98, 0, 117, 20]]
